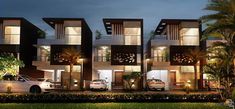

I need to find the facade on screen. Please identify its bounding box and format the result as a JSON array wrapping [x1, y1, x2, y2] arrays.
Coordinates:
[[93, 19, 144, 90], [146, 19, 205, 90], [32, 18, 92, 90], [0, 17, 43, 77]]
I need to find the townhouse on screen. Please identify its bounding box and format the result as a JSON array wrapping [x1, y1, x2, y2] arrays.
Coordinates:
[[93, 19, 144, 90], [0, 17, 43, 77], [146, 19, 206, 90], [32, 18, 92, 90], [0, 17, 211, 91]]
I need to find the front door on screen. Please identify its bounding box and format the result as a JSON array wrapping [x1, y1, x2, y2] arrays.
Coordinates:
[[169, 71, 176, 89], [115, 71, 123, 86]]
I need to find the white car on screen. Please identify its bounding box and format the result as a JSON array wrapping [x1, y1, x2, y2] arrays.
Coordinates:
[[0, 75, 54, 93], [90, 79, 108, 91], [147, 79, 165, 91]]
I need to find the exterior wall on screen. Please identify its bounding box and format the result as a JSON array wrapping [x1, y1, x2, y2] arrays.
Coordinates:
[[93, 19, 143, 90], [33, 19, 92, 87], [147, 20, 202, 90]]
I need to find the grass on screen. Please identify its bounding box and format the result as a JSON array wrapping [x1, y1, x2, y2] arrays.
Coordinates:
[[0, 103, 230, 109]]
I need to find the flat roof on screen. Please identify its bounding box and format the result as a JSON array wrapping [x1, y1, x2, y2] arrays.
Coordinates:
[[0, 17, 43, 32], [43, 18, 86, 28], [155, 19, 199, 35], [103, 18, 143, 34]]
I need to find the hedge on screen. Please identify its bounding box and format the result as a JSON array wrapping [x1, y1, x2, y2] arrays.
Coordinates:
[[0, 93, 221, 103]]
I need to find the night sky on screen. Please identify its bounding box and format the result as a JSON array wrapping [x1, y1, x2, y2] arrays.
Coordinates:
[[0, 0, 209, 40]]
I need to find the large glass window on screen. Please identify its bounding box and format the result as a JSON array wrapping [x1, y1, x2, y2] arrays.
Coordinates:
[[153, 46, 168, 62], [124, 28, 141, 45], [4, 26, 20, 44], [124, 66, 141, 72], [180, 28, 199, 45], [97, 46, 111, 62], [65, 27, 81, 45]]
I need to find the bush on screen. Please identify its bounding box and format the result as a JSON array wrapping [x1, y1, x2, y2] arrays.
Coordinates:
[[0, 93, 221, 103]]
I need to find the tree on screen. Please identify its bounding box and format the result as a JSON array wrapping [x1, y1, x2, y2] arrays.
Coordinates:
[[201, 0, 235, 98], [206, 41, 235, 98], [123, 72, 141, 91], [201, 0, 235, 42], [60, 47, 81, 90], [0, 55, 24, 78], [185, 47, 206, 90], [95, 30, 102, 40]]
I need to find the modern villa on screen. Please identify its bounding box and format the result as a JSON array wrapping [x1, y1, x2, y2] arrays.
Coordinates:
[[32, 18, 92, 90], [0, 17, 213, 91], [146, 19, 206, 90], [93, 19, 144, 90]]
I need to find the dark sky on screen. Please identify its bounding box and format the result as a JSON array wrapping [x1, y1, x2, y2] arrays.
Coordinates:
[[0, 0, 209, 39]]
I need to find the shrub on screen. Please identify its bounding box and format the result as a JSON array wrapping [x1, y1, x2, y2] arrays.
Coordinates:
[[0, 93, 221, 103]]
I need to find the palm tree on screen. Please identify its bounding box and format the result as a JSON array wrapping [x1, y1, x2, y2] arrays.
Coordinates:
[[186, 47, 206, 90], [60, 47, 81, 90], [201, 0, 235, 42], [201, 0, 235, 97], [207, 41, 235, 97]]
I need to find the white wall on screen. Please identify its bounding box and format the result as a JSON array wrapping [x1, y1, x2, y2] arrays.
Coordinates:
[[147, 70, 169, 90], [98, 70, 112, 90]]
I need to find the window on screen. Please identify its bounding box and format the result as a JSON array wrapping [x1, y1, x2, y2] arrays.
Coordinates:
[[180, 28, 199, 45], [124, 66, 141, 72], [4, 26, 20, 44], [153, 46, 168, 62], [97, 46, 111, 62], [124, 28, 141, 45], [64, 27, 81, 44]]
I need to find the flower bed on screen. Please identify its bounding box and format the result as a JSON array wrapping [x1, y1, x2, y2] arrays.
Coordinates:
[[0, 93, 221, 103]]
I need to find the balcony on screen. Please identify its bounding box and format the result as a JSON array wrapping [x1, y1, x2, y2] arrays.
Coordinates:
[[32, 56, 50, 67], [152, 56, 169, 62], [151, 56, 170, 67], [94, 35, 124, 45], [37, 38, 64, 45], [151, 35, 179, 46], [94, 56, 111, 62]]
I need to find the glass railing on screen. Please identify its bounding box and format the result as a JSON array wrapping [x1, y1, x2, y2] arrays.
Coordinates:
[[33, 56, 50, 62], [152, 35, 167, 40], [152, 56, 169, 62], [94, 56, 111, 62]]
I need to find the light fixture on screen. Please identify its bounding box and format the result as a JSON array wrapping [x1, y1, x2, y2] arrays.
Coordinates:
[[101, 46, 108, 50]]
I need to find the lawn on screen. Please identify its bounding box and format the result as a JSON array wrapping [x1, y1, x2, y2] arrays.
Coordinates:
[[0, 103, 229, 109]]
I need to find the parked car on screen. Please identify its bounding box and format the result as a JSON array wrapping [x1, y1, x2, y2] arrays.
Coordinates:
[[0, 74, 54, 93], [90, 79, 108, 91], [37, 78, 53, 82], [147, 79, 165, 91]]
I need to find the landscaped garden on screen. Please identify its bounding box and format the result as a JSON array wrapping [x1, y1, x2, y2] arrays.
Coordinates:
[[0, 103, 230, 109]]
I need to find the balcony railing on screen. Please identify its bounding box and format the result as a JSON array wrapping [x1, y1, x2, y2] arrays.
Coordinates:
[[33, 56, 50, 62], [152, 35, 167, 40], [94, 56, 111, 62], [152, 56, 169, 62]]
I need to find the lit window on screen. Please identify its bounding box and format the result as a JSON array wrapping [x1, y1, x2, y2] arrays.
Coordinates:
[[65, 27, 81, 45], [124, 28, 141, 45], [4, 26, 20, 44], [180, 28, 199, 45]]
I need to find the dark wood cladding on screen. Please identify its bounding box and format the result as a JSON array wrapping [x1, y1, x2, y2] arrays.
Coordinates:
[[50, 45, 81, 65], [111, 45, 138, 65], [81, 20, 92, 80], [170, 46, 198, 65], [20, 19, 43, 68]]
